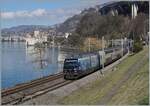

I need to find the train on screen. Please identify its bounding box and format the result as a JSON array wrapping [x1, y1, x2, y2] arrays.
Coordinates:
[[63, 40, 132, 79]]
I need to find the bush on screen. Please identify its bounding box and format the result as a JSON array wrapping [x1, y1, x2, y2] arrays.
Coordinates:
[[138, 96, 149, 105], [67, 33, 84, 47], [133, 41, 143, 53]]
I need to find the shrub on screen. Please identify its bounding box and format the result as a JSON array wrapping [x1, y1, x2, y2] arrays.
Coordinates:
[[138, 96, 149, 105], [133, 41, 143, 53]]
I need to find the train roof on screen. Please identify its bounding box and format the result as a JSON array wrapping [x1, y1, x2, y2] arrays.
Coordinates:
[[64, 47, 121, 60]]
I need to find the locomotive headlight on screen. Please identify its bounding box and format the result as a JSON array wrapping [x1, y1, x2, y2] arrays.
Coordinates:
[[74, 68, 77, 72], [74, 68, 77, 70]]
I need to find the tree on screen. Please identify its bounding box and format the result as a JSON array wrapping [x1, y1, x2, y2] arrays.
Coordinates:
[[67, 32, 84, 48], [76, 11, 101, 37], [130, 13, 148, 52], [71, 10, 148, 52], [130, 13, 149, 40]]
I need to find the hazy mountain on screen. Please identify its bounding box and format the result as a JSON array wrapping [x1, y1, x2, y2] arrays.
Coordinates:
[[1, 25, 54, 36], [2, 1, 148, 36]]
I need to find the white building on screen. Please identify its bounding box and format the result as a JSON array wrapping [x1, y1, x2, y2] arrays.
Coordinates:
[[34, 31, 40, 38], [26, 33, 38, 46], [25, 30, 48, 46]]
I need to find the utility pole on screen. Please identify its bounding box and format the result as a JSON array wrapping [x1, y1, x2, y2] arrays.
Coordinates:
[[131, 3, 138, 53], [100, 36, 104, 75], [52, 34, 55, 64], [102, 36, 104, 68], [0, 9, 1, 37], [121, 38, 124, 57], [52, 35, 55, 47], [148, 32, 150, 47], [124, 37, 129, 53], [148, 32, 150, 77], [112, 39, 113, 48], [88, 37, 91, 52], [57, 34, 69, 63], [0, 9, 1, 45], [112, 39, 115, 58]]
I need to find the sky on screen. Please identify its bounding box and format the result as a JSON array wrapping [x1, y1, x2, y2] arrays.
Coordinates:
[[1, 0, 111, 28]]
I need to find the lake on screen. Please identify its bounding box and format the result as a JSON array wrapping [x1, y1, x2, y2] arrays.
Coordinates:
[[1, 42, 76, 89]]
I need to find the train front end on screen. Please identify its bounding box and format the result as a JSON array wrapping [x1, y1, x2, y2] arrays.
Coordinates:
[[63, 59, 80, 79]]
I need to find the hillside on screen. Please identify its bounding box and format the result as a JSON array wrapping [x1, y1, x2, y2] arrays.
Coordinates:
[[56, 1, 149, 33], [59, 47, 149, 105]]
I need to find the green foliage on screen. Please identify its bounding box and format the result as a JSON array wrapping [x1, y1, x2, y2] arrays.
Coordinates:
[[138, 96, 149, 105], [69, 11, 148, 48], [133, 40, 143, 53], [34, 42, 45, 49], [55, 37, 66, 45], [76, 12, 101, 37], [76, 12, 129, 40], [130, 13, 149, 39], [67, 33, 84, 47]]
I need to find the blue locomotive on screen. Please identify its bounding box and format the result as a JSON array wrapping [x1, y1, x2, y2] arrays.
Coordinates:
[[63, 41, 130, 79], [63, 52, 103, 79]]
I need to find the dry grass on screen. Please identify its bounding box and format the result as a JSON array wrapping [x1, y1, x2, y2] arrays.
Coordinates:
[[58, 47, 149, 105], [108, 58, 149, 105]]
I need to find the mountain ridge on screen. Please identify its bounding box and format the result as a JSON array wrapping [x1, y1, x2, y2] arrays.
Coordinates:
[[2, 1, 148, 37]]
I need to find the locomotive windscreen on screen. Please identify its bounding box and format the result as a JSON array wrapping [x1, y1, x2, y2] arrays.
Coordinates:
[[64, 59, 78, 69]]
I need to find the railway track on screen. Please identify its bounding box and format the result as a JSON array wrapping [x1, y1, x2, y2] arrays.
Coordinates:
[[2, 49, 129, 105], [2, 72, 72, 105]]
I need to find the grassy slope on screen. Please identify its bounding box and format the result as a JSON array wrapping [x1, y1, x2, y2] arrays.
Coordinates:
[[59, 47, 149, 105], [108, 56, 149, 105]]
